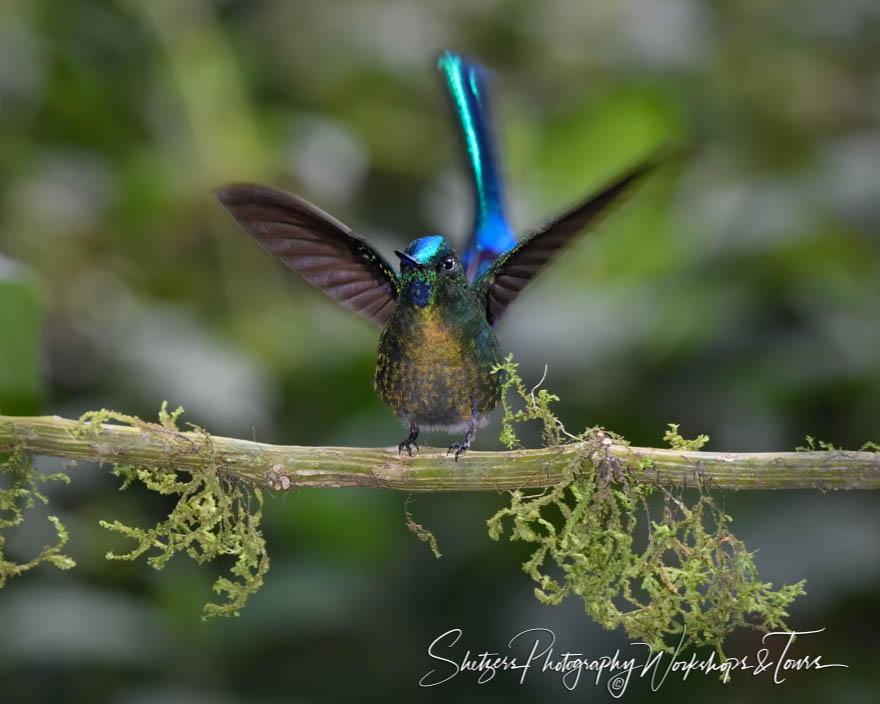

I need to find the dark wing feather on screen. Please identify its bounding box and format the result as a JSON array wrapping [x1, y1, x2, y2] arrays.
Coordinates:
[[215, 184, 399, 327], [477, 155, 664, 326]]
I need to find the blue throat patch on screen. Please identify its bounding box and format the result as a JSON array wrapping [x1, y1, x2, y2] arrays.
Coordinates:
[[409, 277, 431, 307]]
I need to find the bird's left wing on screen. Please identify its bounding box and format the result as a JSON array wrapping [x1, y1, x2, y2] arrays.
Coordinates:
[[215, 184, 399, 327], [476, 154, 665, 327]]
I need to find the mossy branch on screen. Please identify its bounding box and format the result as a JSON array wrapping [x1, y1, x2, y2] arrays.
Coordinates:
[[1, 414, 878, 491], [1, 358, 877, 652], [1, 405, 269, 619]]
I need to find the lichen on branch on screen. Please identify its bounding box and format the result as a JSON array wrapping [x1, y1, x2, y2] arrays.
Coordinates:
[[486, 355, 806, 655], [75, 403, 268, 619], [0, 447, 76, 586], [4, 357, 868, 636]]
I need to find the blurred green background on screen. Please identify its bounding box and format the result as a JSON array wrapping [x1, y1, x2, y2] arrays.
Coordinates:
[[1, 0, 879, 701]]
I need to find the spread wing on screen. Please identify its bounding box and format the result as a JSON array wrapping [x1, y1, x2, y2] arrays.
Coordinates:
[[476, 155, 664, 326], [215, 184, 399, 327]]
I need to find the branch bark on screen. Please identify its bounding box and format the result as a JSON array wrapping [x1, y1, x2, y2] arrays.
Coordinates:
[[2, 414, 879, 491]]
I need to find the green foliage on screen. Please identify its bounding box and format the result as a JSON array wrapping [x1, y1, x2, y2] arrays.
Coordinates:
[[5, 378, 838, 641], [796, 435, 840, 452], [76, 404, 269, 619], [404, 496, 442, 559], [487, 358, 805, 655], [663, 423, 710, 451], [0, 448, 75, 587], [797, 435, 880, 453], [494, 357, 568, 449]]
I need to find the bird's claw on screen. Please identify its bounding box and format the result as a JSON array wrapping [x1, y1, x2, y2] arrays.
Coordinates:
[[398, 424, 420, 458], [447, 442, 469, 461], [398, 439, 420, 457]]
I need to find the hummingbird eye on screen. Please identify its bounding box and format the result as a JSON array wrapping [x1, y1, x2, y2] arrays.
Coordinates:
[[440, 257, 456, 273]]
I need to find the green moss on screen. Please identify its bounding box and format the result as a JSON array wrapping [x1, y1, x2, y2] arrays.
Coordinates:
[[404, 496, 442, 559], [77, 403, 269, 619], [798, 434, 880, 453], [663, 422, 710, 451], [3, 382, 819, 636], [796, 435, 839, 452], [0, 447, 75, 587], [487, 356, 805, 655], [493, 357, 568, 449]]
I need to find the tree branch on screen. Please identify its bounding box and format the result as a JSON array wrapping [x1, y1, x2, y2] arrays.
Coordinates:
[[2, 414, 879, 491]]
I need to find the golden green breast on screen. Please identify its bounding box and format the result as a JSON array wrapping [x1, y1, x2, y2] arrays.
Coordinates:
[[374, 306, 501, 427]]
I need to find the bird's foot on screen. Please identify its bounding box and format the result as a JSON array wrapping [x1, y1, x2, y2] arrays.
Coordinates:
[[398, 424, 420, 458], [447, 416, 478, 462], [399, 438, 420, 457], [446, 441, 470, 462]]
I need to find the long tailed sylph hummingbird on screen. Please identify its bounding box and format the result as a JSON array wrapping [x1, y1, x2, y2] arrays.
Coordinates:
[[216, 51, 664, 459]]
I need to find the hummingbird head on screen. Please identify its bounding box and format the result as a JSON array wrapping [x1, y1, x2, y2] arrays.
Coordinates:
[[394, 235, 466, 308]]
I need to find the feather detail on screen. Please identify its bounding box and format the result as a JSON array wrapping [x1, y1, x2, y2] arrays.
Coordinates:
[[438, 51, 516, 280], [215, 184, 399, 327], [478, 153, 666, 326]]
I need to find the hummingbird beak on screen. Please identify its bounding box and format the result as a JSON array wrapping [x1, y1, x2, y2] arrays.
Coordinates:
[[394, 250, 425, 271]]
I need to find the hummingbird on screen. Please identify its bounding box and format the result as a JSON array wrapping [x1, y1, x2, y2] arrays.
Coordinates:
[[215, 51, 663, 459]]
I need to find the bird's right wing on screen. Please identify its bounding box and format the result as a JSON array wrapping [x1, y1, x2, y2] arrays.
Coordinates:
[[215, 184, 399, 327]]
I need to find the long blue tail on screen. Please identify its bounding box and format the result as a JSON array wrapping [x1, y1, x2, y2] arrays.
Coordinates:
[[438, 51, 517, 280]]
